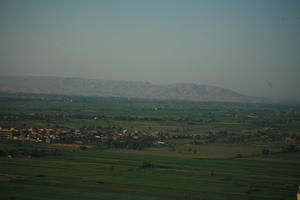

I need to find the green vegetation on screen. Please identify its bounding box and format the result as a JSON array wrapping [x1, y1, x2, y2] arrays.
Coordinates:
[[0, 140, 299, 200], [0, 93, 299, 199]]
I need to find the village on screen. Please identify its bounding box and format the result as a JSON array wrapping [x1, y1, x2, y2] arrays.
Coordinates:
[[1, 126, 298, 148], [0, 127, 177, 148]]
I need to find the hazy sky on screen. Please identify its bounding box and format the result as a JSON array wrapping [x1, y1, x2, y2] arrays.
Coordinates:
[[0, 0, 300, 101]]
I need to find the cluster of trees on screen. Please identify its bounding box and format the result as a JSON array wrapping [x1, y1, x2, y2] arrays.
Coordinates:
[[282, 144, 299, 153], [138, 162, 168, 169], [260, 144, 299, 156], [191, 130, 300, 145], [100, 136, 153, 150], [0, 113, 69, 121]]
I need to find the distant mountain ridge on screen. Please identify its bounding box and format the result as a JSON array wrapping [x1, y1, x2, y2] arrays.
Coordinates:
[[0, 76, 268, 103]]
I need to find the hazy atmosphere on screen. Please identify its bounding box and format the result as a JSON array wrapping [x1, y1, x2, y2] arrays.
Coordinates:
[[0, 0, 300, 102], [1, 1, 300, 199]]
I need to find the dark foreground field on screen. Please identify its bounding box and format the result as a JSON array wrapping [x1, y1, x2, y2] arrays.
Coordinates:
[[0, 140, 299, 200]]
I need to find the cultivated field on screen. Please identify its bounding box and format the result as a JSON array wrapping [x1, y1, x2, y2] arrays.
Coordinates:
[[0, 93, 299, 200]]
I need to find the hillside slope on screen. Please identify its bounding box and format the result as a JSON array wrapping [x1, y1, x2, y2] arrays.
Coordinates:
[[0, 76, 267, 103]]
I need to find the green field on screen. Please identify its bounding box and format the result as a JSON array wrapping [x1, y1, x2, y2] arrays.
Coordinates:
[[0, 140, 299, 200], [0, 93, 299, 199]]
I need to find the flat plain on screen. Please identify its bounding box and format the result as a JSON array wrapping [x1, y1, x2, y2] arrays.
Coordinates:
[[0, 94, 299, 200]]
